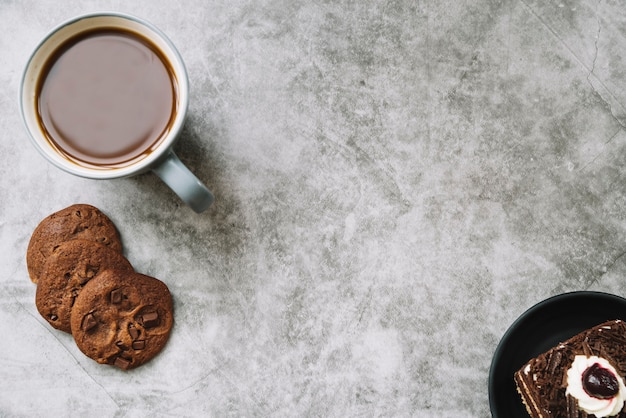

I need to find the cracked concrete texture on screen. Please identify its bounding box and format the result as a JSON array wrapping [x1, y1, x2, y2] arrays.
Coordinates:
[[2, 0, 626, 416]]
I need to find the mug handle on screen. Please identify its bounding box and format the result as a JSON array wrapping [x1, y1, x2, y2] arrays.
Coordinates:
[[151, 150, 214, 213]]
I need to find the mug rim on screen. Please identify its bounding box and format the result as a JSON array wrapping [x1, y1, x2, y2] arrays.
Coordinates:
[[19, 11, 190, 179]]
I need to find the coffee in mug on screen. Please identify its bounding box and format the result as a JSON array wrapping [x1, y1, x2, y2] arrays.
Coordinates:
[[37, 28, 177, 168], [20, 13, 214, 212]]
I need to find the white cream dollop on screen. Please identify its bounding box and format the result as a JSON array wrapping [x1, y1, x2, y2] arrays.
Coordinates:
[[566, 355, 626, 417]]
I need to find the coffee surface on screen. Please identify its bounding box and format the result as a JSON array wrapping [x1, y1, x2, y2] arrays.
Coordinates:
[[37, 30, 175, 168]]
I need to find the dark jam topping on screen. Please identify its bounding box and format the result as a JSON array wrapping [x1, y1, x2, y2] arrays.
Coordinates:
[[582, 363, 620, 399]]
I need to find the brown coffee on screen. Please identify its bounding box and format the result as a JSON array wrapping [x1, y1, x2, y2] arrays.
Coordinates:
[[36, 29, 176, 168]]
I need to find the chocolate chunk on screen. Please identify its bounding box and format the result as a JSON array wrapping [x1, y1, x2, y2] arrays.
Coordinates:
[[110, 288, 122, 304], [128, 324, 140, 340], [113, 356, 131, 370], [141, 312, 159, 328], [72, 225, 87, 234], [78, 265, 97, 285], [81, 313, 97, 331], [132, 340, 146, 350], [70, 289, 79, 308]]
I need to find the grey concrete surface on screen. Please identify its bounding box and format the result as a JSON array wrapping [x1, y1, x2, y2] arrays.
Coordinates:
[[2, 0, 626, 416]]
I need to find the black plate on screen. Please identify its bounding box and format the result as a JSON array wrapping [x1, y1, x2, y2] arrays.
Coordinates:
[[488, 291, 626, 417]]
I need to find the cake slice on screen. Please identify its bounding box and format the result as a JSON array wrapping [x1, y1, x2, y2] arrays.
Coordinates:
[[514, 319, 626, 418]]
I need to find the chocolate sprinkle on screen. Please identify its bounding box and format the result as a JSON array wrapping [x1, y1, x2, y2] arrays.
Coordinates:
[[566, 394, 577, 418], [548, 351, 562, 375]]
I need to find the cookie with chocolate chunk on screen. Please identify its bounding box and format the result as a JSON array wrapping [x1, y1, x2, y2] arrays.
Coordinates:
[[70, 269, 174, 370], [26, 204, 123, 283], [35, 240, 134, 333]]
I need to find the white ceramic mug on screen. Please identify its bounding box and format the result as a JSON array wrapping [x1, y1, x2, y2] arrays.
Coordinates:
[[19, 12, 214, 213]]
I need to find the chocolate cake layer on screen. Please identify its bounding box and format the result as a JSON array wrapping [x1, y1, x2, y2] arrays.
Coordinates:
[[514, 319, 626, 418]]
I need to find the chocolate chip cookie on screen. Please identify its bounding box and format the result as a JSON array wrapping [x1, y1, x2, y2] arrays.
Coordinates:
[[26, 204, 123, 283], [70, 269, 174, 370], [35, 240, 134, 333]]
